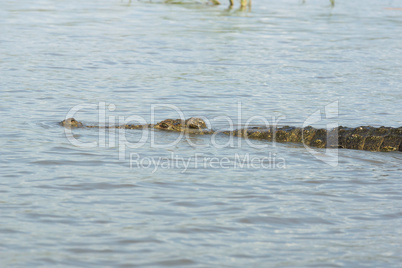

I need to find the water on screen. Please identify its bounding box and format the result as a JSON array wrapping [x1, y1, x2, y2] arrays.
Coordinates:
[[1, 0, 402, 266]]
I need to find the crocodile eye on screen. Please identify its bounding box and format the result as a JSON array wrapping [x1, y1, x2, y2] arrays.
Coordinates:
[[160, 123, 168, 128]]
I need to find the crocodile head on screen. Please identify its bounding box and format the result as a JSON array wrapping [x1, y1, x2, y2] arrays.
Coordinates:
[[185, 117, 207, 129], [154, 119, 184, 131], [60, 118, 83, 128], [154, 117, 207, 132]]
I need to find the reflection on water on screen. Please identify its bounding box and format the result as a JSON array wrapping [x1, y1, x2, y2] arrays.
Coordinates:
[[1, 0, 402, 266]]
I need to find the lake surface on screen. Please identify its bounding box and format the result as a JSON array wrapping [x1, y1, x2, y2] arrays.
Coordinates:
[[1, 0, 401, 266]]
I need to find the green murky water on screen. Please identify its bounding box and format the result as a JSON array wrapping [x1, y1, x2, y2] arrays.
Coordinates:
[[1, 0, 401, 266]]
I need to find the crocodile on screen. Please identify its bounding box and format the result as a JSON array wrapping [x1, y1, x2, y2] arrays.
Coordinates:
[[61, 117, 212, 134], [60, 117, 402, 152]]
